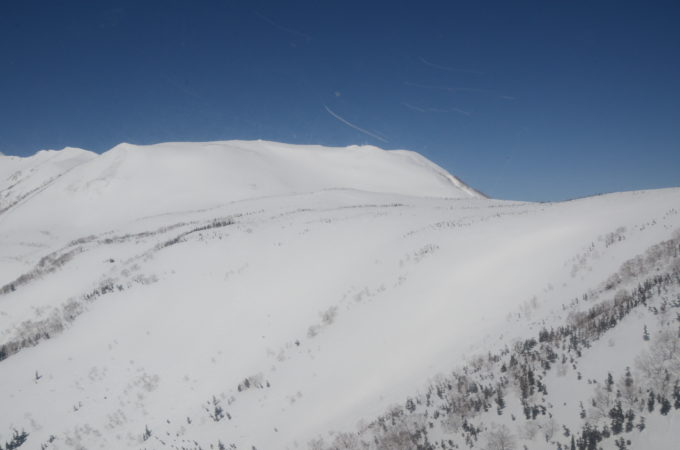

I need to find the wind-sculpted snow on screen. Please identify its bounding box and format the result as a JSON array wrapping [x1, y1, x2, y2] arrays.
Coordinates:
[[0, 142, 679, 450]]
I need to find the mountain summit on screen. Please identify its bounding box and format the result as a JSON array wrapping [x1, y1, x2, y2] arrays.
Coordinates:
[[0, 141, 483, 232]]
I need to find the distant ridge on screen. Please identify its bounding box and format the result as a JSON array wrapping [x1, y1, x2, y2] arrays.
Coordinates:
[[0, 140, 484, 231]]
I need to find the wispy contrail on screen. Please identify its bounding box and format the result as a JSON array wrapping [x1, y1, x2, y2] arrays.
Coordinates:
[[401, 102, 471, 116], [324, 105, 388, 143], [450, 108, 471, 116], [420, 57, 483, 75], [254, 11, 312, 41], [405, 81, 494, 94], [401, 102, 426, 113]]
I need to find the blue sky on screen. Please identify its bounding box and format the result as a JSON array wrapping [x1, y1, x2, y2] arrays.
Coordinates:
[[1, 1, 679, 201]]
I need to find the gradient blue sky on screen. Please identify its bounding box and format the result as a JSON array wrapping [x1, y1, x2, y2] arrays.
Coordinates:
[[1, 1, 679, 201]]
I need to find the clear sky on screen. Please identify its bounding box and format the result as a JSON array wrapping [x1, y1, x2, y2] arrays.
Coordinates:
[[1, 1, 679, 201]]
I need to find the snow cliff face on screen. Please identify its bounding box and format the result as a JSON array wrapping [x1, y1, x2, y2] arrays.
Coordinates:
[[0, 141, 679, 450]]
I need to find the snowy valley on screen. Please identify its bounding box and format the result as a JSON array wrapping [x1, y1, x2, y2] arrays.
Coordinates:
[[0, 141, 679, 450]]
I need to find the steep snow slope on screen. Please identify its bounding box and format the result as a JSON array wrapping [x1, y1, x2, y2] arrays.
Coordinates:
[[0, 142, 678, 450]]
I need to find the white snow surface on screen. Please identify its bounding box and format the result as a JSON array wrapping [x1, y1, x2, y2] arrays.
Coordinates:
[[0, 140, 482, 235], [0, 140, 679, 450]]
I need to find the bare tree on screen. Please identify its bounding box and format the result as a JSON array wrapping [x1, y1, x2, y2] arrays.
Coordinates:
[[636, 328, 680, 397], [485, 425, 516, 450], [329, 431, 365, 450]]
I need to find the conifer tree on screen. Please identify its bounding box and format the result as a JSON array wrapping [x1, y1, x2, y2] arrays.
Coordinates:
[[624, 409, 635, 433], [609, 402, 624, 434], [4, 429, 29, 450], [606, 373, 614, 392], [495, 389, 505, 415]]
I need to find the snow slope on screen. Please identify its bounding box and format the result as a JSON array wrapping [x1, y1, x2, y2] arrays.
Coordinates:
[[0, 141, 678, 450], [0, 148, 95, 215], [0, 141, 482, 236]]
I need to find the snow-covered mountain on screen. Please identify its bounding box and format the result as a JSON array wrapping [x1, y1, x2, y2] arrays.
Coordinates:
[[0, 141, 482, 236], [0, 141, 678, 450]]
